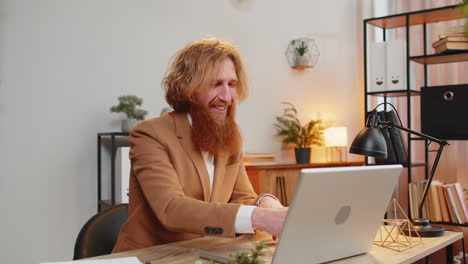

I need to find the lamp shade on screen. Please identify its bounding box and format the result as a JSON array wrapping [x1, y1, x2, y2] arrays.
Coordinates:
[[324, 127, 348, 147], [349, 127, 387, 158]]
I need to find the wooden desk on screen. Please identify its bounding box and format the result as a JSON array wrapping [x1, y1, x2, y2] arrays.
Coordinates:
[[245, 161, 364, 205], [92, 230, 462, 264]]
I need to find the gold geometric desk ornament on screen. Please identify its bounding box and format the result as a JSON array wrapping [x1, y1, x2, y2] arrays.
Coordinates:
[[374, 199, 422, 252]]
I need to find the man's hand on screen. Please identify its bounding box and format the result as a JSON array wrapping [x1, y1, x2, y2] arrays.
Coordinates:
[[258, 196, 284, 209], [251, 207, 288, 236]]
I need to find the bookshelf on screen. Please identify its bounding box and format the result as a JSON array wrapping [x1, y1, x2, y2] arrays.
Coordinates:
[[363, 4, 468, 228], [97, 132, 129, 211]]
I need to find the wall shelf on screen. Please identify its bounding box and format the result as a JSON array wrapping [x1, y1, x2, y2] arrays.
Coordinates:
[[411, 51, 468, 64], [367, 90, 421, 97], [365, 5, 463, 29]]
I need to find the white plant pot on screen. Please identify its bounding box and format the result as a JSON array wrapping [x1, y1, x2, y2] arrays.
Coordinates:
[[121, 118, 139, 133], [293, 55, 312, 68]]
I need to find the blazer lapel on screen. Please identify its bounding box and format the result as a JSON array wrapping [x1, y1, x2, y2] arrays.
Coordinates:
[[173, 112, 211, 201], [210, 151, 228, 202]]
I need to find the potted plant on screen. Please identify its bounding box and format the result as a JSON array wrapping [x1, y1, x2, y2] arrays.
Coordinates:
[[292, 40, 309, 68], [285, 38, 320, 69], [110, 95, 148, 132], [194, 241, 268, 264], [274, 102, 328, 164]]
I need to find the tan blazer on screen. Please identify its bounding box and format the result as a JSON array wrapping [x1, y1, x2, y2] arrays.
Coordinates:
[[112, 111, 258, 252]]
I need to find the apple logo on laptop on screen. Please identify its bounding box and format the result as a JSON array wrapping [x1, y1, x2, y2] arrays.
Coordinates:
[[335, 206, 351, 225]]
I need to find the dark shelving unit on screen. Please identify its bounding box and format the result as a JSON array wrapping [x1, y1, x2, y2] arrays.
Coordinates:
[[97, 132, 129, 211], [364, 4, 468, 230]]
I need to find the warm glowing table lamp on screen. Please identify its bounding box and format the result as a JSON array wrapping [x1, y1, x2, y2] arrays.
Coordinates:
[[324, 127, 348, 161]]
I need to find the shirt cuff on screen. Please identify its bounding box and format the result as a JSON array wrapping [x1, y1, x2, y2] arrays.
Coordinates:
[[256, 193, 279, 206], [234, 205, 256, 234]]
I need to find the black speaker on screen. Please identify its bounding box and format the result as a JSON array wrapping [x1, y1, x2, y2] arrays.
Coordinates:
[[421, 84, 468, 140]]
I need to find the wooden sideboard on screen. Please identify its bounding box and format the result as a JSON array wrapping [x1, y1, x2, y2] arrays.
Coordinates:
[[245, 161, 364, 205]]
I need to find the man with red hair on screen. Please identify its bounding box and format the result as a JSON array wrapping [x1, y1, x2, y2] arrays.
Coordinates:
[[113, 39, 287, 252]]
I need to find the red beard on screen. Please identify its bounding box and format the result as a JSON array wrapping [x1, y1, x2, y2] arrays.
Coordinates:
[[190, 102, 241, 156]]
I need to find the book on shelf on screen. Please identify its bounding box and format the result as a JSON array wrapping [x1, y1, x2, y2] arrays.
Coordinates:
[[433, 25, 468, 54], [449, 183, 468, 224], [386, 40, 406, 91], [434, 41, 468, 54], [436, 182, 452, 223], [409, 180, 429, 219], [445, 185, 462, 224], [427, 183, 441, 222], [430, 183, 442, 222], [408, 180, 468, 224], [368, 40, 407, 92], [454, 183, 468, 223], [369, 42, 387, 92], [413, 181, 468, 224], [433, 36, 468, 47]]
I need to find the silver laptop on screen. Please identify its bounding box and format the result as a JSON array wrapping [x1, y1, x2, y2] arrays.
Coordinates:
[[273, 164, 402, 263], [200, 165, 402, 263]]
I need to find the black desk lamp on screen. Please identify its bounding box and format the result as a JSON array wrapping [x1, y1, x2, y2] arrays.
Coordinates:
[[350, 102, 448, 237]]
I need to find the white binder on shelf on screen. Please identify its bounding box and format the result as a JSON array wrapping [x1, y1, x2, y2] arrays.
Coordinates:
[[369, 42, 387, 92], [386, 40, 407, 91], [115, 147, 130, 204]]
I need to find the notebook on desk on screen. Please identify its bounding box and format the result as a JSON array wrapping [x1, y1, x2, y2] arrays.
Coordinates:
[[199, 165, 403, 264]]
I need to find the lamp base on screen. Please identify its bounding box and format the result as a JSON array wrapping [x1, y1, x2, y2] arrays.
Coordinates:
[[402, 219, 445, 237]]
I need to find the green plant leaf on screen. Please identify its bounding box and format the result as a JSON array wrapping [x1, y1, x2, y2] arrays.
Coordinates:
[[273, 102, 330, 149], [110, 95, 148, 120], [295, 41, 308, 56]]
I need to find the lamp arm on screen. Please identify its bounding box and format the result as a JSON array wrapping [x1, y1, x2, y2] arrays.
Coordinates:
[[378, 120, 447, 145], [379, 120, 449, 220], [417, 143, 446, 220]]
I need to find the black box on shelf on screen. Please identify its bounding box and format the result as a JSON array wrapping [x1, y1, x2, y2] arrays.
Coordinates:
[[421, 84, 468, 140]]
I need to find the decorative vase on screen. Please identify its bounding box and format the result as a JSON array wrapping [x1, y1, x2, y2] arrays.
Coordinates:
[[285, 38, 320, 69], [295, 147, 311, 164], [121, 118, 139, 133]]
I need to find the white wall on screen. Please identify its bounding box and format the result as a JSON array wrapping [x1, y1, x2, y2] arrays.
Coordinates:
[[0, 0, 371, 263]]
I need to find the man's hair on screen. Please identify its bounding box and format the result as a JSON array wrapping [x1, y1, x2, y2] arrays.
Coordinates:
[[162, 38, 249, 112]]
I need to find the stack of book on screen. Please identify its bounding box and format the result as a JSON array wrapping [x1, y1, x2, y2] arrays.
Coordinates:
[[433, 25, 468, 54], [409, 180, 468, 224]]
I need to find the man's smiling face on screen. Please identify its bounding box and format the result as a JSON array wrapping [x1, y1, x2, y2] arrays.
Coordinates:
[[195, 57, 238, 123]]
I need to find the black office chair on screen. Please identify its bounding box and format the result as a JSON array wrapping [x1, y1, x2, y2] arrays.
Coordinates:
[[73, 204, 128, 260]]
